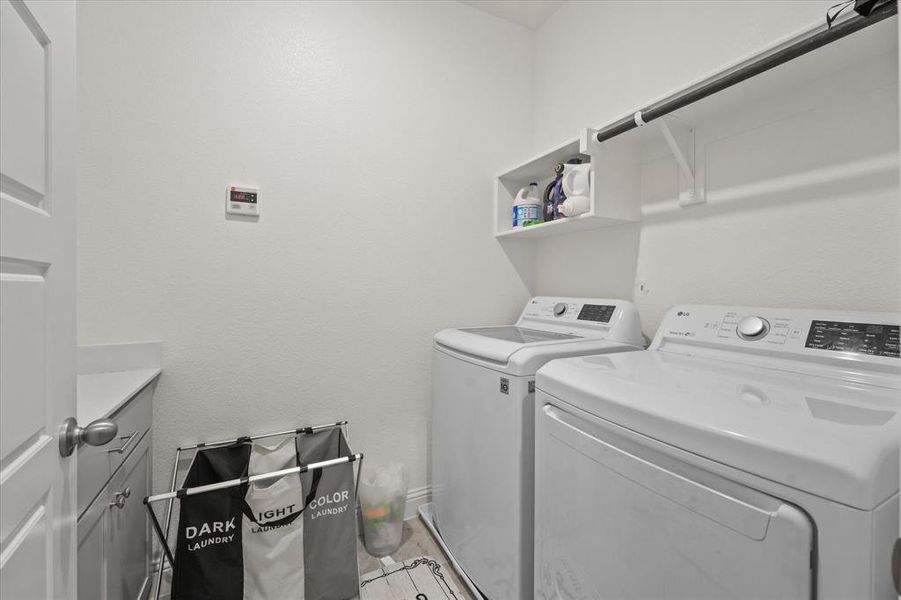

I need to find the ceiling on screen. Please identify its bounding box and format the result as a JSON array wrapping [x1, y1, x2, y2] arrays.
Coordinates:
[[460, 1, 563, 30]]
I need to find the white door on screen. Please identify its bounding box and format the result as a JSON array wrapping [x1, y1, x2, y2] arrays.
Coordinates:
[[0, 0, 77, 598]]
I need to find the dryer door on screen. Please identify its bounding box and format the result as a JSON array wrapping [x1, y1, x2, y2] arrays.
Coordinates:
[[535, 401, 814, 600]]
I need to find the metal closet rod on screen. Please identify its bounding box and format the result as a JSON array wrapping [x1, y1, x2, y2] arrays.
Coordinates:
[[595, 2, 898, 144]]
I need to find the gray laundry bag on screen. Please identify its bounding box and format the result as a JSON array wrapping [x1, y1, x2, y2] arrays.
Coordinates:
[[298, 428, 360, 600]]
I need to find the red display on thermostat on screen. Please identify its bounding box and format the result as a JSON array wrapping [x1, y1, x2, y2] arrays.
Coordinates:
[[230, 190, 257, 203]]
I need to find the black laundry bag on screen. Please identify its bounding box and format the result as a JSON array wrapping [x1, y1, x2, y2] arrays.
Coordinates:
[[170, 444, 250, 600], [168, 429, 359, 600]]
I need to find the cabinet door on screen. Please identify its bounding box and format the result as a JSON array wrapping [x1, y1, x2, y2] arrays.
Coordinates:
[[107, 433, 151, 600], [77, 492, 108, 600]]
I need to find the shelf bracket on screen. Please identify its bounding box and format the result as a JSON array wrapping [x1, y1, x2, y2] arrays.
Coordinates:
[[584, 118, 703, 207], [656, 116, 704, 207], [579, 127, 599, 154]]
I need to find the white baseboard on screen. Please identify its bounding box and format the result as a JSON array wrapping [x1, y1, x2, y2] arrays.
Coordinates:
[[404, 484, 432, 520]]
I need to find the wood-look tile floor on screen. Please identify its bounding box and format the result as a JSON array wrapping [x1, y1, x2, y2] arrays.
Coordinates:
[[357, 518, 475, 599]]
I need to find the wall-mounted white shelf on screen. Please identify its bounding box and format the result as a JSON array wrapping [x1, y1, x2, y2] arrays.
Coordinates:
[[494, 12, 897, 241], [494, 133, 641, 239], [495, 212, 635, 239]]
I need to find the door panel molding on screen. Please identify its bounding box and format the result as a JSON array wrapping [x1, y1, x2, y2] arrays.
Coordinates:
[[0, 0, 76, 597]]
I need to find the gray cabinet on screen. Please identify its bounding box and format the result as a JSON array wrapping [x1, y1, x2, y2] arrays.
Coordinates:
[[78, 382, 154, 600]]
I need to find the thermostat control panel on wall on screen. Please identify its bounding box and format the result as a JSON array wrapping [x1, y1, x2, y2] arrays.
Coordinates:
[[226, 185, 259, 216]]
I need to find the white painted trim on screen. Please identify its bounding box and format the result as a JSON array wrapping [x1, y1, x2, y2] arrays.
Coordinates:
[[404, 484, 431, 520]]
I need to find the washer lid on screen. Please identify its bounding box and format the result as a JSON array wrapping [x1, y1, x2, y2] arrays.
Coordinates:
[[434, 327, 639, 376], [536, 350, 901, 510], [434, 327, 580, 365], [460, 326, 580, 344]]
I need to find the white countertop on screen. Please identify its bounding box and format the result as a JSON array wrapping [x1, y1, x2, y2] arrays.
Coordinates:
[[77, 368, 161, 424], [76, 341, 162, 424]]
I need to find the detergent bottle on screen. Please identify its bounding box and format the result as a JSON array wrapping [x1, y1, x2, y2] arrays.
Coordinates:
[[512, 182, 541, 228]]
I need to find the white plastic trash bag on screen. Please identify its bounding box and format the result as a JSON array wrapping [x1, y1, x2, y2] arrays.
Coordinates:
[[359, 462, 409, 557]]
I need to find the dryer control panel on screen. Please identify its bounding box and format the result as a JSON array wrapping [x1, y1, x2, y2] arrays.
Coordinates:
[[804, 320, 899, 358], [654, 306, 900, 368]]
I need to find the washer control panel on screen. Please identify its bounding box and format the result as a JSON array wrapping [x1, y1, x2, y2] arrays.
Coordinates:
[[577, 304, 616, 323], [658, 305, 900, 359], [522, 298, 615, 323], [517, 297, 644, 346]]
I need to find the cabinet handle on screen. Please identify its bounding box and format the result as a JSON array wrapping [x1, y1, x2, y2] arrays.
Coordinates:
[[107, 431, 138, 455], [110, 487, 131, 510]]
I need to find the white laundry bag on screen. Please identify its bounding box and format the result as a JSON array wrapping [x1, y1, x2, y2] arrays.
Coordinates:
[[241, 437, 305, 599]]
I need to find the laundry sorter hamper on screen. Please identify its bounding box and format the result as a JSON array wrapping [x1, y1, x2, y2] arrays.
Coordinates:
[[144, 421, 364, 600]]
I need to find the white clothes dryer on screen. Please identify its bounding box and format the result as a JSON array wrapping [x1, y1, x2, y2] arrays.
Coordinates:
[[534, 305, 900, 600], [424, 297, 644, 599]]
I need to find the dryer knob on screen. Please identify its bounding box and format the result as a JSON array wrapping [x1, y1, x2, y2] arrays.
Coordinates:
[[737, 316, 769, 340], [553, 303, 567, 317]]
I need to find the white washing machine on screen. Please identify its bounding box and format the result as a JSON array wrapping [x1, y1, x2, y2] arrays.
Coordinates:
[[424, 297, 644, 599], [534, 305, 900, 600]]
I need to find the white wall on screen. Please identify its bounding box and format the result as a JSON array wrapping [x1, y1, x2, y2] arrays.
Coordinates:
[[78, 0, 901, 500], [531, 1, 901, 335], [76, 0, 533, 494]]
